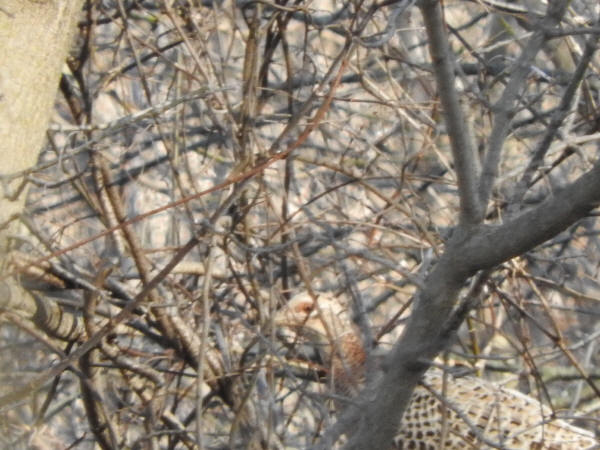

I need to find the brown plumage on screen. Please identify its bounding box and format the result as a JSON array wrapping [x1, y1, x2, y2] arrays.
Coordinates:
[[275, 292, 598, 449]]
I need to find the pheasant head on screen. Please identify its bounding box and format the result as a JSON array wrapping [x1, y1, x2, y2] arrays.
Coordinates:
[[275, 292, 599, 449], [274, 292, 367, 396]]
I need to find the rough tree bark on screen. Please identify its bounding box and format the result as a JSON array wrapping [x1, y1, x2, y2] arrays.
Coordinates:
[[0, 0, 84, 371]]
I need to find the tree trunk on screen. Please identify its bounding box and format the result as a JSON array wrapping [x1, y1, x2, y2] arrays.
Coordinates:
[[0, 1, 84, 318]]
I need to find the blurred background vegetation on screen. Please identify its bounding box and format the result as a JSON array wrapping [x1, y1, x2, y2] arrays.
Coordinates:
[[1, 1, 600, 448]]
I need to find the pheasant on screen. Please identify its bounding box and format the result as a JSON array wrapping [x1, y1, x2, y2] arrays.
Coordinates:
[[275, 292, 598, 449]]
